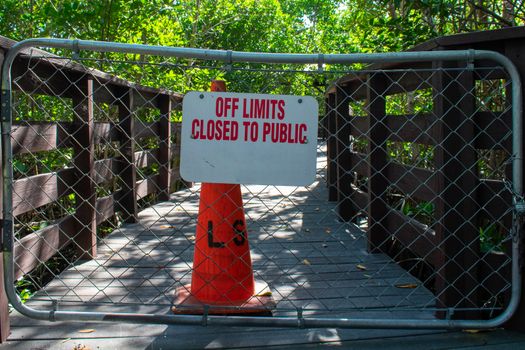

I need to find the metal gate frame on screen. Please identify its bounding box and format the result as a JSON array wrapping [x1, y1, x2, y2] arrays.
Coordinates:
[[0, 38, 523, 330]]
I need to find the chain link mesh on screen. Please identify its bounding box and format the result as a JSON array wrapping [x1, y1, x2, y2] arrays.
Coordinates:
[[6, 47, 516, 323]]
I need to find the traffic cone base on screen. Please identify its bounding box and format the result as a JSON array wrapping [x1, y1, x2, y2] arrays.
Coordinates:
[[172, 281, 275, 316]]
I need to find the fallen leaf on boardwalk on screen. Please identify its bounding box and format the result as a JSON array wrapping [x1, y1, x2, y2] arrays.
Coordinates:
[[77, 329, 95, 333], [356, 264, 367, 271], [463, 329, 481, 334], [325, 228, 331, 234], [314, 207, 320, 211], [73, 345, 91, 350], [395, 283, 418, 289], [160, 225, 175, 229], [187, 235, 196, 241], [304, 228, 310, 232], [363, 274, 372, 278], [255, 290, 273, 297], [302, 259, 311, 265]]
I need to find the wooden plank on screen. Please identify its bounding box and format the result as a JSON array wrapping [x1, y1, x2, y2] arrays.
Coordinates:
[[432, 61, 479, 318], [93, 122, 113, 143], [326, 93, 337, 201], [135, 120, 158, 139], [158, 95, 172, 201], [351, 116, 368, 137], [11, 123, 63, 154], [386, 114, 436, 144], [12, 168, 75, 217], [350, 151, 368, 177], [93, 158, 116, 185], [134, 149, 158, 169], [502, 38, 525, 331], [474, 111, 512, 150], [136, 175, 160, 200], [95, 195, 115, 225], [478, 180, 512, 220], [14, 216, 75, 280], [115, 87, 138, 223], [350, 186, 368, 211], [71, 77, 97, 259], [367, 72, 389, 253], [335, 85, 357, 221], [386, 162, 436, 202], [386, 209, 438, 266]]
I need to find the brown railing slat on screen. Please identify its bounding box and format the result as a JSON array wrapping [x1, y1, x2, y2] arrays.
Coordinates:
[[134, 149, 158, 169], [14, 216, 75, 280], [136, 175, 160, 200], [96, 195, 115, 225], [12, 168, 75, 217], [386, 162, 436, 202], [386, 209, 438, 266]]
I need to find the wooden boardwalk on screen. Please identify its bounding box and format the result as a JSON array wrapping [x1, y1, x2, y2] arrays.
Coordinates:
[[5, 153, 521, 348]]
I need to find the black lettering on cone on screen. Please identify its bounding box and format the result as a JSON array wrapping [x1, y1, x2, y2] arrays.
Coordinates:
[[232, 219, 246, 246], [207, 221, 225, 248]]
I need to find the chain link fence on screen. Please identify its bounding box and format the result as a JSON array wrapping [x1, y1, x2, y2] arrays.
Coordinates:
[[0, 40, 522, 329]]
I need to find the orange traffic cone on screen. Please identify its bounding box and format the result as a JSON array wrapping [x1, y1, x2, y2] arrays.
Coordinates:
[[173, 80, 274, 315]]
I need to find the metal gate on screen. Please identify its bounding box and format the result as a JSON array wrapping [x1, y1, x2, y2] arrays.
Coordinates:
[[0, 39, 522, 329]]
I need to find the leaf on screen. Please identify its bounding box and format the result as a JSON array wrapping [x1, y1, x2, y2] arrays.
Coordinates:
[[314, 207, 320, 211], [255, 290, 272, 297], [325, 228, 331, 234], [160, 225, 175, 229], [302, 259, 311, 265], [463, 329, 481, 334], [304, 228, 310, 233], [187, 235, 196, 241], [395, 283, 418, 289], [78, 329, 95, 333], [356, 264, 367, 271]]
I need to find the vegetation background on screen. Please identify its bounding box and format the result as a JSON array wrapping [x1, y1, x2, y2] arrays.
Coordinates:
[[1, 1, 524, 56]]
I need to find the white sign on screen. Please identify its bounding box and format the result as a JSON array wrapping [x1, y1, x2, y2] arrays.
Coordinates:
[[180, 91, 318, 186]]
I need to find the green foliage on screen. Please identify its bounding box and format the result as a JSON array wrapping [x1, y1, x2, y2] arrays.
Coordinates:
[[479, 223, 506, 253], [400, 199, 434, 225]]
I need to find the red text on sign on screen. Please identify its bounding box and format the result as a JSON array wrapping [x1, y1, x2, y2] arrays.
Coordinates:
[[192, 119, 239, 141]]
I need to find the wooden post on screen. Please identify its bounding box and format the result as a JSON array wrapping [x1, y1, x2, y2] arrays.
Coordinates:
[[158, 95, 172, 201], [116, 87, 138, 223], [335, 85, 356, 221], [432, 61, 479, 318], [503, 38, 525, 331], [366, 72, 389, 253], [0, 49, 11, 342], [72, 77, 97, 259], [326, 92, 338, 202]]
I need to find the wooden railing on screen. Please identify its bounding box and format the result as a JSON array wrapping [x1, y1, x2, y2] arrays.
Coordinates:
[[0, 36, 186, 341], [325, 61, 513, 320]]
